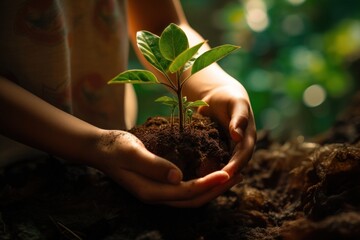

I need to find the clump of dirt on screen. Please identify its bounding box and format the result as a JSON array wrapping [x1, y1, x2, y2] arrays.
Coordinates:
[[232, 139, 360, 239], [301, 144, 360, 220], [129, 114, 231, 180]]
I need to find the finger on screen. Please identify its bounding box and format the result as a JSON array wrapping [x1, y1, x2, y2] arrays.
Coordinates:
[[112, 169, 230, 204], [222, 129, 256, 177], [110, 131, 183, 184], [225, 103, 257, 177], [228, 102, 249, 142], [161, 173, 243, 208], [124, 149, 183, 184], [198, 96, 229, 129], [199, 95, 250, 143], [148, 170, 230, 201]]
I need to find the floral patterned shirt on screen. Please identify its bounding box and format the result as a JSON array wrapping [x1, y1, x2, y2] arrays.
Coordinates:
[[0, 0, 137, 164]]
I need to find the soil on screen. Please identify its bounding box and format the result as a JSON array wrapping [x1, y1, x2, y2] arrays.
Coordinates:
[[0, 92, 359, 240], [129, 114, 230, 180]]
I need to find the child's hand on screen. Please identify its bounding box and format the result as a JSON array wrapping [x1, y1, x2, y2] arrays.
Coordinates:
[[198, 84, 257, 179], [95, 130, 183, 184], [94, 130, 239, 207]]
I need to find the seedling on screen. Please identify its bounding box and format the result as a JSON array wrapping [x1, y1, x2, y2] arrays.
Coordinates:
[[108, 23, 240, 132]]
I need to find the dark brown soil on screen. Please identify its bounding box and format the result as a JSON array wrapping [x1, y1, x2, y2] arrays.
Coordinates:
[[129, 114, 230, 180], [0, 93, 359, 240]]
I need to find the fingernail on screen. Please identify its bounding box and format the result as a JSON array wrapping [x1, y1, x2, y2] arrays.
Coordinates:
[[232, 128, 243, 142], [234, 127, 242, 135], [220, 171, 230, 183], [167, 169, 182, 184]]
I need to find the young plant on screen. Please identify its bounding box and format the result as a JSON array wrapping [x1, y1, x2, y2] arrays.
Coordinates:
[[108, 23, 240, 132]]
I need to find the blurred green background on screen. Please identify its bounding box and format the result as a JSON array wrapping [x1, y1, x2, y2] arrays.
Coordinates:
[[128, 0, 360, 140]]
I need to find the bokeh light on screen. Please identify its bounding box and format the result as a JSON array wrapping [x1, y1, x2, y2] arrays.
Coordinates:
[[303, 84, 326, 107], [282, 14, 304, 36], [287, 0, 306, 6], [244, 0, 269, 32]]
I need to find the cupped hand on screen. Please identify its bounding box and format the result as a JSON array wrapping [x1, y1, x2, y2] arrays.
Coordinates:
[[111, 166, 243, 207], [94, 130, 242, 207], [198, 83, 257, 178]]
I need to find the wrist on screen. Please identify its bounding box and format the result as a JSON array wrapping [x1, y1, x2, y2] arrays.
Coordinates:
[[84, 129, 123, 172]]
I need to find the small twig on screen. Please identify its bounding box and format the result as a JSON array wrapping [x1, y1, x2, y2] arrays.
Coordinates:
[[49, 216, 83, 240], [0, 212, 6, 234]]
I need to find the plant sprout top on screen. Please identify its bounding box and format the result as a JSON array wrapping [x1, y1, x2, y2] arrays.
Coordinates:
[[108, 23, 240, 132]]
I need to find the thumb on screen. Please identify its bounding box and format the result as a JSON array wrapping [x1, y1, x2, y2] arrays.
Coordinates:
[[229, 115, 248, 142], [228, 99, 250, 142], [124, 147, 183, 184]]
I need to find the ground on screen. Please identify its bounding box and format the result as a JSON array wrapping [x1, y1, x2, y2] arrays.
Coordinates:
[[0, 92, 359, 240]]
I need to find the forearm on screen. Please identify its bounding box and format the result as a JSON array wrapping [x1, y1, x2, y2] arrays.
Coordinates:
[[176, 24, 247, 101], [127, 0, 247, 102], [0, 76, 104, 166]]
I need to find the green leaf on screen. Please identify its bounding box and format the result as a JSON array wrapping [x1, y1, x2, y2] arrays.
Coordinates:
[[169, 41, 206, 73], [137, 31, 171, 73], [108, 70, 159, 84], [191, 44, 240, 75], [183, 56, 198, 72], [187, 100, 209, 108], [155, 96, 178, 107], [159, 23, 189, 61], [182, 96, 187, 103]]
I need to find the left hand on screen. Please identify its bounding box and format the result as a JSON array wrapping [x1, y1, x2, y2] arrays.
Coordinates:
[[198, 83, 257, 179]]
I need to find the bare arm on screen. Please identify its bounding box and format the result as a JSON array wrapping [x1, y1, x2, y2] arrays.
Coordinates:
[[128, 0, 256, 176], [127, 0, 245, 98], [0, 76, 102, 165], [0, 76, 181, 181]]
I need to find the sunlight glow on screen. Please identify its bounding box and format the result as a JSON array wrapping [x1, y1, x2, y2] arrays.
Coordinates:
[[244, 0, 269, 32], [291, 47, 325, 73], [287, 0, 306, 6], [303, 84, 326, 107]]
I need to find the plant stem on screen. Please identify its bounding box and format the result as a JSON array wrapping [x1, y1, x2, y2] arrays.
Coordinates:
[[176, 72, 184, 133]]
